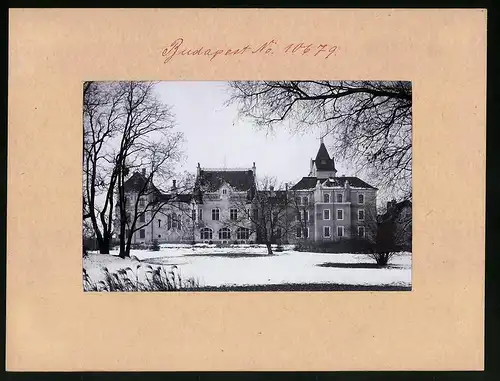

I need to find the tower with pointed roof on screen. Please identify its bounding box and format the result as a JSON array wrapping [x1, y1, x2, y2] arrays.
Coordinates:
[[289, 141, 378, 244], [309, 138, 337, 179]]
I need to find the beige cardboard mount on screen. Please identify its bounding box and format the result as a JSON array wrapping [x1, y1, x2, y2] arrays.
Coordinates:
[[7, 9, 486, 371]]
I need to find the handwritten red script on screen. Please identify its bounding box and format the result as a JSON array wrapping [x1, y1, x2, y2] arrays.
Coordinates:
[[162, 38, 339, 64]]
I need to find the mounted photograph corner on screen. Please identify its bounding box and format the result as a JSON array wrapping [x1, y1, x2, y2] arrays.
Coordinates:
[[82, 80, 412, 292]]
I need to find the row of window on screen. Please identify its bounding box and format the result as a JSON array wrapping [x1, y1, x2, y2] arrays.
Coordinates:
[[296, 226, 365, 238], [296, 194, 365, 205], [297, 209, 365, 221], [323, 209, 365, 221], [133, 225, 365, 241], [193, 208, 244, 221], [200, 227, 251, 240]]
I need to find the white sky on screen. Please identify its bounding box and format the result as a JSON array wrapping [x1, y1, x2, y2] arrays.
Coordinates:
[[155, 81, 354, 186]]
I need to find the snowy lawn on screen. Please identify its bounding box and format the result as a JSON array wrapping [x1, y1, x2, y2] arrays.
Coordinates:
[[83, 244, 412, 291]]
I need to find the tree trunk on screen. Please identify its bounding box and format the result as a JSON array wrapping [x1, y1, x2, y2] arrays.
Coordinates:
[[99, 237, 110, 254], [119, 218, 127, 258], [266, 242, 273, 255]]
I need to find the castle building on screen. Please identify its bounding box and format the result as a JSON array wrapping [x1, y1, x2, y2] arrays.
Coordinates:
[[289, 141, 378, 243], [117, 142, 377, 245]]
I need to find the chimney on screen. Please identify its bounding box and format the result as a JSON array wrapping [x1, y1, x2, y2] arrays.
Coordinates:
[[310, 158, 314, 175], [142, 168, 146, 176], [285, 182, 289, 191], [197, 162, 201, 177], [269, 185, 274, 191], [172, 179, 177, 190], [252, 162, 256, 176], [387, 199, 396, 211]]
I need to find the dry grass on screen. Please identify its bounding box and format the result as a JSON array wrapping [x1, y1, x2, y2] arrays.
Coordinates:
[[83, 264, 199, 292]]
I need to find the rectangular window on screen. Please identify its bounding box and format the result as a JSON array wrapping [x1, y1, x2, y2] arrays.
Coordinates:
[[323, 193, 330, 203], [337, 226, 344, 237], [212, 209, 220, 221], [192, 210, 196, 221], [139, 229, 145, 239], [303, 210, 309, 221], [323, 209, 330, 220], [337, 209, 344, 220], [139, 198, 145, 207], [198, 209, 203, 221], [230, 208, 238, 221], [304, 228, 309, 239], [358, 209, 365, 221], [158, 219, 161, 228], [358, 194, 365, 204], [139, 214, 145, 223], [295, 197, 301, 205], [296, 227, 302, 238], [358, 226, 365, 238], [302, 196, 308, 205], [336, 193, 343, 203], [323, 226, 331, 238]]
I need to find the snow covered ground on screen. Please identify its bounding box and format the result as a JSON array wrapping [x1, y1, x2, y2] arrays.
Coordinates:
[[83, 244, 412, 290]]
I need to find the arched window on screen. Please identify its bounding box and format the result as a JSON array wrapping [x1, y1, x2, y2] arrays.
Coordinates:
[[200, 228, 213, 240], [236, 227, 250, 240], [171, 213, 179, 229], [218, 227, 231, 240], [323, 193, 330, 203], [302, 196, 308, 205]]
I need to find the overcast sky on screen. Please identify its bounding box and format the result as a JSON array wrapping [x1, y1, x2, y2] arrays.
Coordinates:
[[156, 81, 354, 186]]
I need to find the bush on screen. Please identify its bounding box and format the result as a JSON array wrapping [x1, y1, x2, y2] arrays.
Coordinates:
[[294, 239, 374, 253], [366, 251, 397, 266], [275, 243, 284, 252], [149, 239, 160, 251]]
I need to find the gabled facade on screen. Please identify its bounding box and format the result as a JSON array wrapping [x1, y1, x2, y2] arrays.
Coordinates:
[[192, 163, 257, 243]]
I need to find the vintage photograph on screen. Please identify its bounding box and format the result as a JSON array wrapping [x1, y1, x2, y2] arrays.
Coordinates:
[[83, 81, 412, 292]]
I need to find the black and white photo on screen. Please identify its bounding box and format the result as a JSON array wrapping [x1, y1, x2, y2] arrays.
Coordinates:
[[82, 80, 412, 292]]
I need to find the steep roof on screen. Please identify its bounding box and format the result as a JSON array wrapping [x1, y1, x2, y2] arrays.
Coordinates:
[[291, 176, 377, 190], [124, 172, 192, 204], [157, 193, 193, 204], [194, 169, 256, 192], [313, 143, 336, 171], [124, 172, 155, 193]]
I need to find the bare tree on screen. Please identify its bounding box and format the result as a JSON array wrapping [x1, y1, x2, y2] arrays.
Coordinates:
[[112, 82, 183, 258], [289, 190, 313, 242], [83, 81, 184, 257], [226, 81, 412, 201], [225, 177, 292, 255], [83, 81, 126, 254]]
